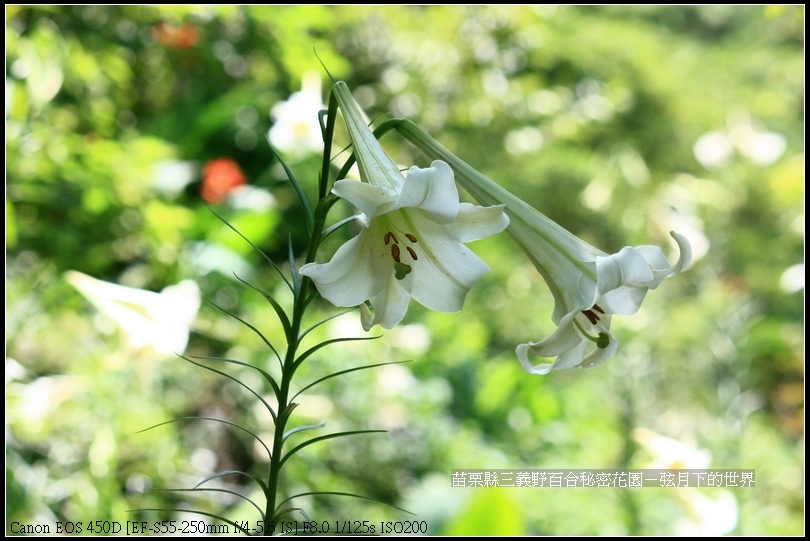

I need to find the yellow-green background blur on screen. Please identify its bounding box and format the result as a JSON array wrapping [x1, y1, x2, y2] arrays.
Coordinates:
[[6, 5, 804, 535]]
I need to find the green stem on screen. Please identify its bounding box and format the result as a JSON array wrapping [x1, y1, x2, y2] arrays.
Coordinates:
[[263, 194, 336, 535], [319, 91, 339, 202]]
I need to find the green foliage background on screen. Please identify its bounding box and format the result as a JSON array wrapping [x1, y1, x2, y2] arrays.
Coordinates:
[[6, 5, 804, 535]]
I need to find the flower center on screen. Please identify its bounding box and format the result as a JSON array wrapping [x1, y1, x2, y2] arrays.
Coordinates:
[[384, 230, 420, 280], [575, 304, 610, 349], [581, 304, 605, 325]]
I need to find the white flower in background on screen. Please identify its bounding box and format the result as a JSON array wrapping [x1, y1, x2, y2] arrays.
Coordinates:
[[779, 263, 804, 294], [633, 427, 711, 470], [152, 159, 196, 196], [729, 121, 786, 167], [66, 270, 201, 356], [675, 490, 739, 536], [693, 131, 733, 169], [694, 111, 787, 169], [397, 120, 691, 374], [268, 71, 325, 158], [634, 428, 739, 536], [300, 82, 509, 330]]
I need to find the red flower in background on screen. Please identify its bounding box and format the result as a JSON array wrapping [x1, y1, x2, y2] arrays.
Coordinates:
[[153, 22, 200, 50], [201, 158, 247, 204]]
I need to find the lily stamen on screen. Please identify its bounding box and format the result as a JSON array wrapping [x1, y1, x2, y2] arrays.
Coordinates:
[[573, 319, 610, 349], [582, 309, 600, 325]]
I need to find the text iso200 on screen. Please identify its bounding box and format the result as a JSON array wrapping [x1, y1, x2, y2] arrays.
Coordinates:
[[379, 521, 428, 534]]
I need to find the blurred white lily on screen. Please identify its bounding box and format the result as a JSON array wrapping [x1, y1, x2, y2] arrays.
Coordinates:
[[66, 271, 201, 356], [397, 120, 691, 373], [300, 83, 509, 330], [634, 428, 738, 536], [268, 71, 325, 158], [633, 427, 711, 470]]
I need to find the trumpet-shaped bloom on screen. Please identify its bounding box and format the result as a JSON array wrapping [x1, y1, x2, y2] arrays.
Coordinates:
[[509, 219, 691, 375], [397, 120, 691, 373], [66, 271, 201, 356], [300, 83, 509, 330]]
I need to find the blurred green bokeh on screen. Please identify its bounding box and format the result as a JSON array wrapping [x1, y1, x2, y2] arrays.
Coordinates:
[[6, 5, 803, 536]]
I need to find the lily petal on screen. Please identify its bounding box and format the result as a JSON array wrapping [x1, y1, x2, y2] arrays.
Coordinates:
[[450, 203, 510, 243], [65, 271, 200, 356], [404, 215, 493, 313], [579, 337, 619, 369], [517, 310, 619, 374], [333, 82, 403, 191], [364, 278, 412, 330], [597, 285, 651, 317], [649, 231, 693, 284], [522, 312, 584, 357], [597, 247, 656, 295], [300, 228, 390, 307], [332, 179, 399, 221], [396, 160, 459, 224]]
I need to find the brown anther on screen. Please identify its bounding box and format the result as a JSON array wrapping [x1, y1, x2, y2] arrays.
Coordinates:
[[405, 233, 417, 243], [406, 246, 418, 261], [384, 232, 393, 245], [582, 310, 599, 325], [391, 244, 401, 263], [592, 304, 605, 314]]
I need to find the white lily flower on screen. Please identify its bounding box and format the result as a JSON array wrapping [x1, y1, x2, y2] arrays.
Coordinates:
[[397, 120, 691, 373], [268, 71, 325, 158], [300, 83, 509, 330], [66, 271, 201, 356], [509, 217, 691, 375]]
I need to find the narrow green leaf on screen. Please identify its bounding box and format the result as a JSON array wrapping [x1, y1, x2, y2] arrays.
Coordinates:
[[278, 491, 415, 516], [292, 360, 411, 402], [293, 335, 380, 370], [268, 144, 314, 235], [270, 507, 311, 533], [136, 416, 271, 461], [208, 207, 292, 293], [299, 307, 358, 341], [280, 430, 386, 468], [276, 402, 299, 429], [321, 215, 358, 240], [288, 234, 302, 296], [232, 273, 292, 344], [283, 423, 326, 442], [183, 354, 279, 421], [154, 487, 265, 520], [303, 288, 322, 311], [207, 299, 282, 366], [272, 506, 307, 522], [319, 92, 338, 200], [334, 146, 357, 183], [194, 470, 269, 495], [189, 354, 280, 397]]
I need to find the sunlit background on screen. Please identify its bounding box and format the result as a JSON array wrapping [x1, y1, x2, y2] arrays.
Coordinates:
[[6, 6, 804, 535]]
